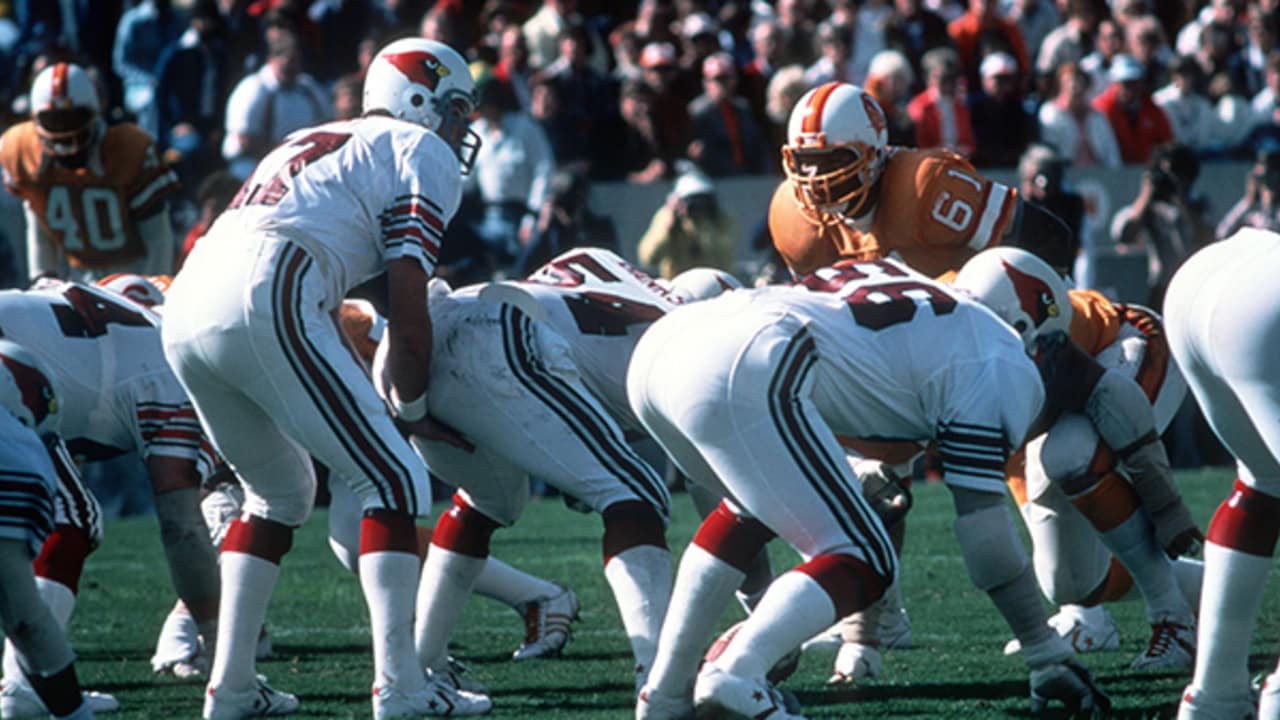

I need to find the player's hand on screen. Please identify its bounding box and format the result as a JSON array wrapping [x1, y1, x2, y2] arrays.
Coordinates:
[[397, 415, 474, 452], [1029, 657, 1111, 718]]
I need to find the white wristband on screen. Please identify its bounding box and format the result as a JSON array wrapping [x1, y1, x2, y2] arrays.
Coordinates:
[[391, 389, 428, 423]]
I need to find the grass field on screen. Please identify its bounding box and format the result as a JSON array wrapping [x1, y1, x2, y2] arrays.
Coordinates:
[[59, 466, 1280, 719]]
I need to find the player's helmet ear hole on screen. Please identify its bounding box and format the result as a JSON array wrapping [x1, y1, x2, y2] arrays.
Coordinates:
[[1014, 320, 1029, 333], [410, 93, 424, 107]]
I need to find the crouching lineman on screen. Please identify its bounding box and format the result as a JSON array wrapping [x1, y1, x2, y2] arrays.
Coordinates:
[[630, 257, 1109, 719], [955, 248, 1203, 670], [368, 248, 739, 701], [0, 278, 221, 717], [0, 340, 96, 720], [1165, 228, 1280, 718]]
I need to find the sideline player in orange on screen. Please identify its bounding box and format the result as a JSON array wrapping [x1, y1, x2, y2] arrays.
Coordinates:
[[1, 63, 179, 283]]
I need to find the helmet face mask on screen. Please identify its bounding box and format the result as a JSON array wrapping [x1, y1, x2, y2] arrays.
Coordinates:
[[782, 82, 887, 224]]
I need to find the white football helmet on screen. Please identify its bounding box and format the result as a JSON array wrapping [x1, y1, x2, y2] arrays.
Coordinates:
[[0, 339, 60, 440], [96, 273, 169, 308], [953, 247, 1073, 348], [667, 267, 742, 303], [363, 38, 481, 172], [782, 82, 889, 222], [30, 62, 103, 157]]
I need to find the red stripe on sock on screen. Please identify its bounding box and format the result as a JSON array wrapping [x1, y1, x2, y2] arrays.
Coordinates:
[[430, 493, 499, 558], [31, 525, 92, 594], [602, 499, 668, 562], [359, 508, 419, 555], [1207, 479, 1280, 557], [220, 515, 294, 564], [691, 501, 776, 574], [795, 553, 888, 618]]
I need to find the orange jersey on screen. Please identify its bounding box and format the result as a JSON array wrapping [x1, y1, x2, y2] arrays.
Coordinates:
[[770, 147, 1018, 278], [0, 122, 179, 269], [1066, 289, 1122, 356]]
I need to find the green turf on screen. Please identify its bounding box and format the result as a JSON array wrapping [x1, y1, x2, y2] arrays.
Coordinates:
[[60, 466, 1280, 718]]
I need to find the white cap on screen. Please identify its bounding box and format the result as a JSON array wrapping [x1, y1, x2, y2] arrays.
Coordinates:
[[1110, 54, 1145, 82], [682, 12, 718, 39], [980, 51, 1018, 78], [673, 172, 714, 199]]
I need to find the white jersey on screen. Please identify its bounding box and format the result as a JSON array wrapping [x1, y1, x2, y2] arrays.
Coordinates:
[[0, 410, 57, 555], [477, 248, 687, 429], [730, 259, 1042, 489], [209, 115, 463, 308], [0, 281, 214, 472]]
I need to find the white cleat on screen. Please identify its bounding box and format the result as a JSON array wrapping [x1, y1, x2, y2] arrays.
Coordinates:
[[1130, 618, 1195, 671], [511, 584, 579, 661], [827, 642, 882, 684], [430, 658, 489, 696], [1177, 685, 1259, 719], [1005, 605, 1121, 655], [693, 666, 806, 720], [0, 679, 120, 717], [203, 676, 299, 719], [635, 685, 693, 720], [372, 678, 492, 719], [1258, 671, 1280, 719]]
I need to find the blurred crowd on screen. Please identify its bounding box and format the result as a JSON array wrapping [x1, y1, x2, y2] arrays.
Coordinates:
[[2, 0, 1280, 287]]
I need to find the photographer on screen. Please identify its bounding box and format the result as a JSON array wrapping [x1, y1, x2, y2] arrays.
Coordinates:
[[637, 170, 736, 279], [1216, 149, 1280, 239], [1110, 141, 1214, 306], [1019, 145, 1086, 266]]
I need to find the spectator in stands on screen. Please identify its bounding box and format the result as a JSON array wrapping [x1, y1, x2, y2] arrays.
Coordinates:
[[1018, 144, 1086, 267], [687, 52, 768, 177], [1035, 0, 1099, 94], [523, 0, 607, 73], [637, 41, 693, 177], [220, 29, 329, 179], [1125, 14, 1174, 91], [1038, 61, 1122, 168], [969, 51, 1035, 167], [495, 25, 534, 111], [1216, 148, 1280, 238], [804, 18, 882, 88], [154, 0, 229, 188], [1080, 18, 1124, 100], [541, 21, 620, 178], [882, 0, 951, 95], [616, 79, 668, 182], [947, 0, 1030, 92], [514, 165, 618, 276], [467, 74, 555, 266], [740, 17, 785, 136], [1249, 51, 1280, 146], [1092, 54, 1174, 164], [1154, 56, 1217, 152], [638, 169, 736, 280], [1194, 19, 1251, 99], [907, 46, 975, 156], [717, 2, 754, 70], [775, 0, 818, 67], [1241, 5, 1278, 97], [763, 64, 809, 153], [675, 12, 724, 102], [1008, 0, 1059, 61], [1175, 0, 1243, 57], [308, 0, 384, 84], [528, 74, 578, 170], [865, 50, 917, 146], [331, 74, 361, 121], [113, 0, 187, 137], [1110, 142, 1212, 307]]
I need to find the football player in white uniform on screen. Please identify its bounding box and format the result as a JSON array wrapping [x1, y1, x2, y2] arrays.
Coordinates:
[[0, 280, 217, 717], [161, 38, 489, 719], [366, 248, 738, 701], [955, 248, 1202, 670], [1164, 228, 1280, 719], [629, 258, 1109, 719], [0, 340, 95, 720]]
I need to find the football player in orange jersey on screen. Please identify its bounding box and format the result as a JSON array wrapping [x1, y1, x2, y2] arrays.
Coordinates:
[[956, 248, 1203, 671], [769, 81, 1074, 279], [0, 62, 179, 284]]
